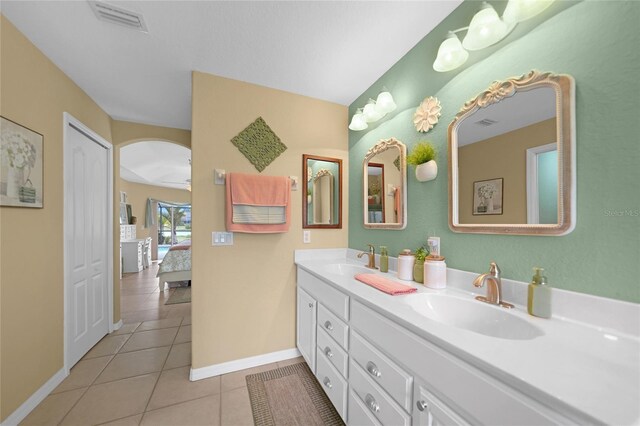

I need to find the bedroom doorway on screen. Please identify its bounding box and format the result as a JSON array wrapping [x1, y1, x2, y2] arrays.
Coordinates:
[[157, 203, 191, 260]]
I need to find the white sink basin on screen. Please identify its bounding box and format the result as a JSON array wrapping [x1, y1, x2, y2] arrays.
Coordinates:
[[323, 263, 373, 277], [405, 294, 543, 340]]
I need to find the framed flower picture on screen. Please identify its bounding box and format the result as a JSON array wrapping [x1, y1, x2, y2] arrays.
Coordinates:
[[1, 116, 44, 208], [473, 178, 503, 215]]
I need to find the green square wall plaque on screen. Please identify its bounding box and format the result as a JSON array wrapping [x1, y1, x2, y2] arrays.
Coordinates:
[[231, 117, 287, 172]]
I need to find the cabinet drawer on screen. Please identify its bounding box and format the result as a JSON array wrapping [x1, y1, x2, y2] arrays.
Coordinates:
[[316, 349, 347, 421], [351, 331, 412, 412], [297, 268, 349, 320], [318, 304, 348, 351], [351, 301, 563, 425], [348, 390, 382, 426], [317, 327, 348, 378], [349, 360, 411, 426]]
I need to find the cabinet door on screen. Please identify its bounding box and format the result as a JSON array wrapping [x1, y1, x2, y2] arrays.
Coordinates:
[[413, 382, 469, 426], [296, 287, 317, 373]]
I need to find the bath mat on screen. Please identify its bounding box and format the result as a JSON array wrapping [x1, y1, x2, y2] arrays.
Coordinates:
[[164, 287, 191, 305], [246, 362, 344, 426]]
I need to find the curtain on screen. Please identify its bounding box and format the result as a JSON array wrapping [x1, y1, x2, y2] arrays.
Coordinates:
[[144, 198, 191, 228]]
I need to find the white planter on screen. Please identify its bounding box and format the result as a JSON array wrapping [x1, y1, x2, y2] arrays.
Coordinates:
[[415, 160, 437, 182]]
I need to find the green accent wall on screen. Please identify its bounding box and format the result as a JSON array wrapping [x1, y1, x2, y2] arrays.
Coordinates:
[[348, 1, 640, 303]]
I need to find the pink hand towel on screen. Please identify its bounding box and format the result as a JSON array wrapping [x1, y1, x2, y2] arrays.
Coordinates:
[[355, 273, 417, 296]]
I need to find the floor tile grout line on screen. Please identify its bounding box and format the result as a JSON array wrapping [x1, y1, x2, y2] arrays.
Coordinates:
[[141, 315, 185, 414]]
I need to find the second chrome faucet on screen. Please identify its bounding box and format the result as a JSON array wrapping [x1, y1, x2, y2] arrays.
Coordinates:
[[357, 244, 377, 269], [473, 261, 514, 309]]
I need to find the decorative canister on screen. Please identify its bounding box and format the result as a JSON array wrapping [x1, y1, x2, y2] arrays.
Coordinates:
[[397, 249, 415, 281], [424, 256, 446, 289]]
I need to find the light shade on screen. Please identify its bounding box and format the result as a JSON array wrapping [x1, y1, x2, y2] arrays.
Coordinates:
[[375, 91, 397, 114], [363, 99, 385, 122], [348, 109, 368, 131], [503, 0, 555, 24], [462, 2, 508, 51], [433, 32, 469, 72]]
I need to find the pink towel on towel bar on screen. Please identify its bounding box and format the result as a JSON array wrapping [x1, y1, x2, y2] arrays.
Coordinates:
[[355, 273, 417, 295], [226, 172, 291, 233]]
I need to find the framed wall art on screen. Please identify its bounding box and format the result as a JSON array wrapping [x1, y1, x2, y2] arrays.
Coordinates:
[[473, 178, 503, 215], [1, 116, 43, 208]]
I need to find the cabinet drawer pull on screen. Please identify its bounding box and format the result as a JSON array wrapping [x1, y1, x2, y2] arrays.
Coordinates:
[[324, 346, 333, 358], [323, 377, 332, 389], [308, 302, 314, 308], [366, 361, 381, 378], [324, 320, 333, 331], [365, 394, 380, 413], [416, 400, 429, 412]]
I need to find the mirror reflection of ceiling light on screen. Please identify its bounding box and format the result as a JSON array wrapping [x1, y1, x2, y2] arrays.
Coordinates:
[[433, 0, 555, 72]]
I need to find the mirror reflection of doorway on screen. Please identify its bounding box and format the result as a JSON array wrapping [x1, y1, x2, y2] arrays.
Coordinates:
[[157, 203, 191, 259], [367, 163, 385, 223]]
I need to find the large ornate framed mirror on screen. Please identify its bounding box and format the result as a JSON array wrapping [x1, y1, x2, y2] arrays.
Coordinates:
[[448, 70, 575, 235], [363, 138, 407, 229], [302, 154, 342, 229]]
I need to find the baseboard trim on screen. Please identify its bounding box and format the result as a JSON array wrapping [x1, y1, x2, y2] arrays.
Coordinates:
[[190, 348, 301, 381], [1, 367, 67, 426], [112, 319, 123, 332]]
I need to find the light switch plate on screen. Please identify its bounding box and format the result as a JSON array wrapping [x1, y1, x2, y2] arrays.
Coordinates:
[[212, 231, 234, 246]]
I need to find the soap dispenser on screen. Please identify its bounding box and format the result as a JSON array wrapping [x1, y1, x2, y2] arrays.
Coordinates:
[[379, 246, 389, 273], [527, 267, 552, 319]]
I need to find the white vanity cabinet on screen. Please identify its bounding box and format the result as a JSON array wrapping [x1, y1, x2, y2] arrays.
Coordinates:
[[413, 381, 469, 426], [296, 287, 316, 372], [297, 268, 350, 421]]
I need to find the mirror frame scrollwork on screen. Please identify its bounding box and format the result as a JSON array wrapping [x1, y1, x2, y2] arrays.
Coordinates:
[[448, 70, 576, 235], [363, 137, 407, 230], [302, 154, 343, 229]]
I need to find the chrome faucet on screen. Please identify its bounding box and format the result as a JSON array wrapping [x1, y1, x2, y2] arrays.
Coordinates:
[[357, 244, 377, 269], [473, 261, 514, 309]]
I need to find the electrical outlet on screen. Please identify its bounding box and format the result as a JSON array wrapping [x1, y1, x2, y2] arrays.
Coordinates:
[[303, 230, 311, 244], [427, 236, 440, 256]]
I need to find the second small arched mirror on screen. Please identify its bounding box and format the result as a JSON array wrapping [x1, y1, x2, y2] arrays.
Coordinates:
[[363, 138, 407, 229], [303, 154, 342, 229]]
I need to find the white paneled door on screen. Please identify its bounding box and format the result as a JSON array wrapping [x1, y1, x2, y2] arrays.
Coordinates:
[[64, 118, 112, 368]]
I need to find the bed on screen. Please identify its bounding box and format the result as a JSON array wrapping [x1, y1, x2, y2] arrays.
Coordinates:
[[157, 240, 191, 290]]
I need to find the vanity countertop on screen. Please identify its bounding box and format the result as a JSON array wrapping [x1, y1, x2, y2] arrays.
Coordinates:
[[295, 249, 640, 425]]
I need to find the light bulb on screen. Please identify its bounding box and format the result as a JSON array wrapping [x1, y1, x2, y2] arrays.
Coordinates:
[[503, 0, 555, 24], [375, 91, 397, 114], [363, 99, 385, 122], [462, 2, 508, 51], [433, 32, 469, 72], [349, 109, 368, 131]]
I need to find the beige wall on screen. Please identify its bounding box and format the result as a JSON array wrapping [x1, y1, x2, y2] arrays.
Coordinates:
[[120, 180, 191, 259], [191, 72, 348, 369], [0, 16, 113, 421], [458, 119, 556, 224]]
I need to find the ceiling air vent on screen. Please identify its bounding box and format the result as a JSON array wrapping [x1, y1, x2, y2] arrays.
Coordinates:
[[89, 1, 148, 33], [474, 118, 498, 127]]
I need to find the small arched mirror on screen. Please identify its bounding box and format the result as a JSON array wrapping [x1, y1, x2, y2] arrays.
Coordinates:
[[448, 70, 575, 235], [363, 138, 407, 229], [303, 154, 342, 229]]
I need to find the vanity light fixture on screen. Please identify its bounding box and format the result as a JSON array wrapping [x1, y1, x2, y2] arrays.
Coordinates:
[[433, 31, 469, 72], [348, 108, 368, 131], [433, 0, 554, 72], [462, 2, 509, 51], [349, 90, 397, 131], [363, 99, 385, 123], [503, 0, 555, 24]]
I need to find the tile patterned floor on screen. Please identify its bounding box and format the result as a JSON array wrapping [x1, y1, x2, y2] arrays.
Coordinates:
[[21, 263, 304, 425]]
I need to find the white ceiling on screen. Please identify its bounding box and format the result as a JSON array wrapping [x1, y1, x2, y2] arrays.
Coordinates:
[[1, 0, 462, 130], [120, 141, 191, 190]]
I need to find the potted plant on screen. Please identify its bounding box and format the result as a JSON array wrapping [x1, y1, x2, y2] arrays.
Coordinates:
[[407, 141, 437, 182], [413, 246, 429, 283]]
